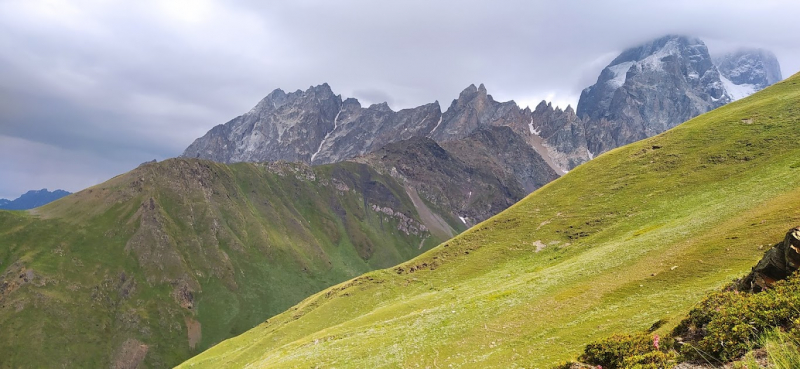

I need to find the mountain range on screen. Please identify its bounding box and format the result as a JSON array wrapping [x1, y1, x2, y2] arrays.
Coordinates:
[[183, 35, 781, 174], [0, 189, 71, 210]]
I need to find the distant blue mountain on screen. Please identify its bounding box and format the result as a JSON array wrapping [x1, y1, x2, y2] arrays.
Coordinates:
[[0, 189, 71, 210]]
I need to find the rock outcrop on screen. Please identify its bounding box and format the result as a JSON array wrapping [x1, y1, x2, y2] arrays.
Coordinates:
[[738, 226, 800, 292]]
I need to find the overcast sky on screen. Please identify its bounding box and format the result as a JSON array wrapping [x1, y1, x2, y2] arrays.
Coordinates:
[[1, 0, 799, 199]]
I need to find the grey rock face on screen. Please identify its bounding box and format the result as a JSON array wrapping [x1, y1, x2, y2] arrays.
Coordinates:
[[715, 48, 783, 100], [441, 126, 559, 194], [309, 99, 442, 165], [183, 84, 341, 163], [574, 36, 783, 160], [430, 84, 582, 174], [527, 102, 590, 171]]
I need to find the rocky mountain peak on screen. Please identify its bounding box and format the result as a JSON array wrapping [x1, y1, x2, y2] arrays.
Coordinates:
[[309, 82, 335, 94], [265, 87, 287, 101], [247, 88, 285, 115], [534, 100, 550, 113], [561, 34, 783, 171], [342, 97, 362, 109], [578, 35, 723, 120], [576, 34, 734, 156], [430, 83, 505, 142], [454, 83, 479, 102]]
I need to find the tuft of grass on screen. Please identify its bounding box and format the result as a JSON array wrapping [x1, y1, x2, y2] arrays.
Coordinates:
[[762, 329, 800, 369]]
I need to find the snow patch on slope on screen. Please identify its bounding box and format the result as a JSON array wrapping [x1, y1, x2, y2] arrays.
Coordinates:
[[719, 74, 757, 101], [606, 61, 634, 88], [528, 118, 541, 135], [641, 39, 680, 71]]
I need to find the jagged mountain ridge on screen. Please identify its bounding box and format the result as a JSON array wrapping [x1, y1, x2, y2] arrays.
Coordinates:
[[182, 82, 579, 174]]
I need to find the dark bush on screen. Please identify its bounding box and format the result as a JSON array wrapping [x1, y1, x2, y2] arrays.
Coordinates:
[[579, 333, 654, 369]]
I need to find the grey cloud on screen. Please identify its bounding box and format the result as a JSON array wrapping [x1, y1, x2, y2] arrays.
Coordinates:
[[1, 0, 799, 198]]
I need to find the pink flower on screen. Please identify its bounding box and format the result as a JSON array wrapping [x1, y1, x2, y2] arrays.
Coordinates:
[[653, 334, 660, 350]]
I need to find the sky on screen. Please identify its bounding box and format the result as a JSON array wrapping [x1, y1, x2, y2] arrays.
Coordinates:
[[1, 0, 799, 199]]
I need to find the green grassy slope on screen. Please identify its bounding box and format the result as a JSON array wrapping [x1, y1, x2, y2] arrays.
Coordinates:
[[180, 73, 800, 368], [0, 160, 451, 368]]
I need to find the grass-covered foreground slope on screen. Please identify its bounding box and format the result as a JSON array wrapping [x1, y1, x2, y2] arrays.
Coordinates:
[[181, 73, 800, 368], [0, 160, 457, 368]]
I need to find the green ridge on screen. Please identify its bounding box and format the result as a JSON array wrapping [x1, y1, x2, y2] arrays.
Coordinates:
[[0, 160, 450, 368], [180, 72, 800, 368]]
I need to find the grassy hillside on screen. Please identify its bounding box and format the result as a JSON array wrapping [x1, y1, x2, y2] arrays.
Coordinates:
[[0, 160, 455, 368], [180, 72, 800, 368]]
